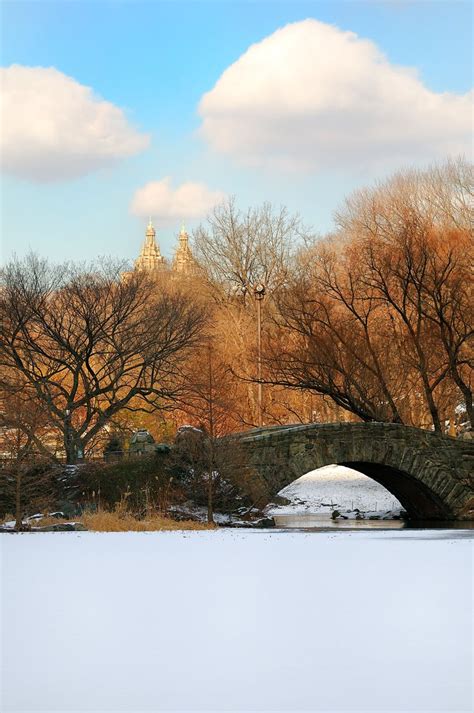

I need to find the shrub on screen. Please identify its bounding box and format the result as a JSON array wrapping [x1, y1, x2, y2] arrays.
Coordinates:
[[76, 454, 184, 515]]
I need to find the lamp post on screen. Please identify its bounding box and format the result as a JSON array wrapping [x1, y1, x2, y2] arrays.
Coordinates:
[[254, 283, 266, 427]]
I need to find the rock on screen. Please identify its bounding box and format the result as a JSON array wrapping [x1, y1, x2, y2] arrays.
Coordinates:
[[25, 513, 44, 522], [225, 516, 275, 529], [272, 495, 292, 506], [253, 517, 275, 528], [34, 522, 87, 532], [232, 506, 268, 522], [155, 443, 171, 454], [234, 506, 249, 515]]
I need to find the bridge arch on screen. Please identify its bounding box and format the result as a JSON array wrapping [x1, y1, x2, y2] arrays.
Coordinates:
[[231, 423, 474, 521], [332, 462, 449, 519]]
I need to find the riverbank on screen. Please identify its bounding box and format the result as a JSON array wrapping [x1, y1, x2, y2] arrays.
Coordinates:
[[2, 528, 471, 712], [0, 509, 216, 532]]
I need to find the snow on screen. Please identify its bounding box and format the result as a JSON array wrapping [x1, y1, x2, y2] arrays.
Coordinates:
[[1, 520, 15, 530], [266, 464, 403, 517], [169, 504, 234, 525], [1, 513, 71, 531], [1, 529, 472, 713]]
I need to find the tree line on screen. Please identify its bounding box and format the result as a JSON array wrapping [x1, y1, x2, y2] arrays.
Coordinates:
[[270, 159, 472, 432], [1, 158, 472, 471]]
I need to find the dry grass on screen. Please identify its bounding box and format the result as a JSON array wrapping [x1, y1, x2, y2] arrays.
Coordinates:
[[1, 509, 216, 532], [79, 510, 215, 532]]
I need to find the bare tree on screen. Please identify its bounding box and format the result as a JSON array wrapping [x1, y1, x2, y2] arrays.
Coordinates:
[[177, 338, 240, 522], [0, 255, 207, 463], [270, 252, 403, 424], [337, 160, 473, 430], [194, 198, 309, 297], [417, 229, 473, 429], [268, 160, 473, 431], [193, 199, 316, 427], [423, 156, 473, 232]]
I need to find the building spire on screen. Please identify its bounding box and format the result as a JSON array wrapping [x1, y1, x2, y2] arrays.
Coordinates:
[[135, 219, 165, 272], [173, 224, 196, 275]]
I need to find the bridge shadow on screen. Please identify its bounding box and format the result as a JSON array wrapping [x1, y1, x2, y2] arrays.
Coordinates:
[[339, 462, 450, 520]]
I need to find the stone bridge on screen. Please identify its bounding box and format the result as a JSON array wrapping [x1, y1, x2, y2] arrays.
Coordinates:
[[229, 423, 474, 521]]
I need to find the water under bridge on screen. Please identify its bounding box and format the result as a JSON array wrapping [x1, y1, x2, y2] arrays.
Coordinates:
[[228, 422, 474, 521]]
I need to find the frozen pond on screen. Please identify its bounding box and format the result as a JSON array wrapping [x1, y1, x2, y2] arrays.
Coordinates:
[[273, 512, 474, 530], [1, 529, 472, 713]]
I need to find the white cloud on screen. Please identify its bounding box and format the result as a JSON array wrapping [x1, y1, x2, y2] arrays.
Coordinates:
[[131, 177, 225, 222], [198, 19, 473, 171], [0, 65, 150, 181]]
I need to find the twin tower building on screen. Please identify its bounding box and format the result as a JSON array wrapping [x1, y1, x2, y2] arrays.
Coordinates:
[[133, 220, 198, 277]]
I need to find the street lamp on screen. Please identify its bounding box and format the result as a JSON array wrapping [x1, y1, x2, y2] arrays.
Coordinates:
[[254, 283, 266, 427]]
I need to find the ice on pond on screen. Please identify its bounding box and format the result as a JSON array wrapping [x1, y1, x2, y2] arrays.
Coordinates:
[[1, 529, 472, 712]]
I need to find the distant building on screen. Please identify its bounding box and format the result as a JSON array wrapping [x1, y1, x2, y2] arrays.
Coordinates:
[[135, 220, 166, 272], [130, 220, 198, 278], [173, 225, 198, 276]]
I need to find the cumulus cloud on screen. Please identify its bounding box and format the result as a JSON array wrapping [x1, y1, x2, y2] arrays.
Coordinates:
[[131, 177, 226, 222], [198, 19, 473, 171], [0, 65, 150, 181]]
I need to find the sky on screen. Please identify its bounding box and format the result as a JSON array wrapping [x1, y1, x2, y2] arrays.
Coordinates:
[[1, 0, 472, 264]]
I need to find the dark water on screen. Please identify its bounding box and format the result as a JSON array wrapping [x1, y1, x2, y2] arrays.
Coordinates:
[[273, 512, 474, 532]]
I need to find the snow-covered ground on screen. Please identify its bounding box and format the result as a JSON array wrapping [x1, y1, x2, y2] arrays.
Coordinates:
[[1, 529, 472, 713], [266, 464, 403, 517]]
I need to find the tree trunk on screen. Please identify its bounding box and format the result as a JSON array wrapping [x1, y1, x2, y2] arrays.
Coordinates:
[[64, 432, 84, 464], [15, 466, 23, 530], [207, 471, 214, 524], [207, 343, 215, 524], [419, 371, 442, 433], [461, 391, 473, 432], [451, 376, 473, 432], [65, 441, 76, 465]]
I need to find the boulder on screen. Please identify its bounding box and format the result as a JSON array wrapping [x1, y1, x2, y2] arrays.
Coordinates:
[[34, 522, 87, 532]]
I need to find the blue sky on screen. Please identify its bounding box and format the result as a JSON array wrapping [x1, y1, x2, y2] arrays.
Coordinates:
[[1, 0, 472, 263]]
